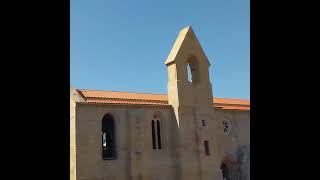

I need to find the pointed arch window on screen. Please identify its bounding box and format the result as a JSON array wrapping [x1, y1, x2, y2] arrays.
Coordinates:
[[156, 120, 162, 149], [151, 114, 162, 149], [102, 114, 116, 160], [151, 120, 156, 149]]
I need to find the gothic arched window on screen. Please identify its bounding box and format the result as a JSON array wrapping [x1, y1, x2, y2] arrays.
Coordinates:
[[151, 114, 162, 149], [151, 120, 156, 149], [102, 114, 116, 160], [157, 120, 162, 149]]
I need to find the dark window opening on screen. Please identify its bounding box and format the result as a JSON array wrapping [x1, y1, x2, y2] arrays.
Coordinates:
[[152, 120, 156, 149], [102, 114, 116, 160], [202, 120, 206, 127], [220, 163, 231, 180], [204, 141, 210, 156], [157, 120, 162, 149]]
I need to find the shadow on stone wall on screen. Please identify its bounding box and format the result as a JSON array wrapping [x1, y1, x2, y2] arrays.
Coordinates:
[[235, 144, 250, 180]]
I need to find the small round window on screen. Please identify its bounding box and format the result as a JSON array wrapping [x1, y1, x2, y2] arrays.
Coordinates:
[[222, 120, 232, 135]]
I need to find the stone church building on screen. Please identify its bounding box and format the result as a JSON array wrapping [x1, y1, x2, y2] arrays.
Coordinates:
[[70, 26, 250, 180]]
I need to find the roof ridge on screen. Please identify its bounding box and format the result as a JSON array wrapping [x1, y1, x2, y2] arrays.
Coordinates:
[[87, 97, 249, 106], [77, 89, 167, 96], [88, 97, 168, 101], [78, 90, 250, 110]]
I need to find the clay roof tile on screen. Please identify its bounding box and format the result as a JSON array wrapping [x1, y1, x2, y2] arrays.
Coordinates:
[[77, 89, 250, 111]]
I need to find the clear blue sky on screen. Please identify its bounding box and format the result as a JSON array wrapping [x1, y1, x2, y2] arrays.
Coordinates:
[[71, 0, 250, 99]]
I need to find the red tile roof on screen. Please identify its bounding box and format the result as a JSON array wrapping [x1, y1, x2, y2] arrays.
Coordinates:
[[77, 89, 250, 111]]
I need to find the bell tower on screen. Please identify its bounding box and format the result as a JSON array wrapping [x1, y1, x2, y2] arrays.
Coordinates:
[[166, 25, 214, 125], [165, 26, 218, 180]]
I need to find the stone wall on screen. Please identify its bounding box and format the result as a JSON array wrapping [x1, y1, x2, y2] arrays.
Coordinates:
[[75, 104, 179, 180], [214, 110, 250, 180], [74, 103, 249, 180], [70, 87, 85, 180]]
